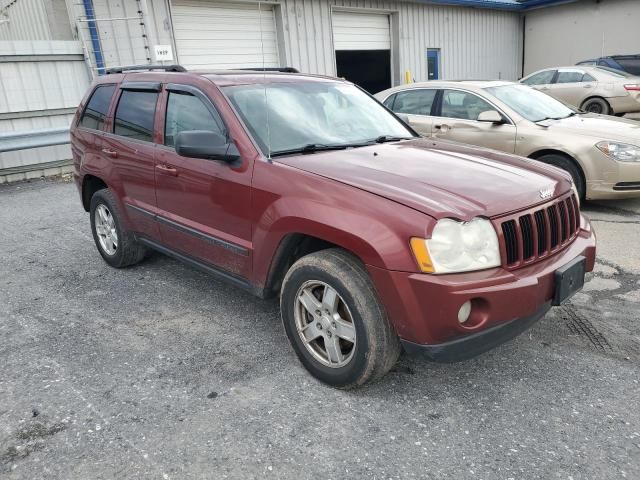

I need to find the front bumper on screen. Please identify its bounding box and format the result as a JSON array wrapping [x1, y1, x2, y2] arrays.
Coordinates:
[[367, 216, 596, 361], [401, 301, 551, 362]]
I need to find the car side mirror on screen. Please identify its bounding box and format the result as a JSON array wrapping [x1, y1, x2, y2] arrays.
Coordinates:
[[477, 110, 504, 124], [175, 130, 240, 163]]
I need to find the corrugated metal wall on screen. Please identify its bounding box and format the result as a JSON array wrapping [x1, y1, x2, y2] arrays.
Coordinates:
[[276, 0, 521, 81], [87, 0, 521, 82], [0, 0, 51, 41], [0, 40, 90, 179]]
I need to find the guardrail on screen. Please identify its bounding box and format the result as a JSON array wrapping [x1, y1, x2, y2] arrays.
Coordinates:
[[0, 127, 71, 153]]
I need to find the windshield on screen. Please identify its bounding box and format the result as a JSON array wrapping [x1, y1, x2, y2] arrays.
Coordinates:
[[224, 81, 414, 156], [485, 84, 576, 122]]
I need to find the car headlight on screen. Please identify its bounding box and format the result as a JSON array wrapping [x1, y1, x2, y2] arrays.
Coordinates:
[[410, 217, 501, 274], [596, 141, 640, 162]]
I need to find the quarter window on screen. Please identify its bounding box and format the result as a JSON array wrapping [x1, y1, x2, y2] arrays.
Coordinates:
[[522, 70, 556, 86], [382, 94, 396, 109], [80, 85, 115, 130], [392, 89, 437, 116], [113, 90, 159, 142], [164, 92, 225, 147], [441, 90, 494, 121]]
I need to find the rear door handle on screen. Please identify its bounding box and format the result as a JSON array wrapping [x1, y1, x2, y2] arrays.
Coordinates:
[[434, 124, 450, 132], [583, 84, 593, 88], [101, 148, 118, 158], [156, 164, 178, 176]]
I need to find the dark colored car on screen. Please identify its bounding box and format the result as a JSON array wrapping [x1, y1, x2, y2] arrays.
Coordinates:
[[577, 55, 640, 76], [71, 66, 596, 388]]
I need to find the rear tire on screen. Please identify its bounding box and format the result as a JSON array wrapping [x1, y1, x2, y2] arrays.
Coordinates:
[[581, 97, 611, 115], [537, 153, 585, 201], [90, 188, 147, 268], [280, 248, 401, 389]]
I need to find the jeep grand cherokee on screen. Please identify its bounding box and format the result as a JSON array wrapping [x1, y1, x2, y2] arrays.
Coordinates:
[[71, 66, 596, 388]]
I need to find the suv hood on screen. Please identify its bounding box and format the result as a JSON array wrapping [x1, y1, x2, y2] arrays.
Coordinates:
[[275, 138, 571, 220], [541, 113, 640, 143]]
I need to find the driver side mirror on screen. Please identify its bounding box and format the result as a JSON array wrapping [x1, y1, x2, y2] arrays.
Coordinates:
[[477, 110, 504, 124], [175, 130, 240, 163]]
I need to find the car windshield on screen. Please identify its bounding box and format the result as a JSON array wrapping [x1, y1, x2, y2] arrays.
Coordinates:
[[223, 81, 414, 156], [485, 84, 577, 122]]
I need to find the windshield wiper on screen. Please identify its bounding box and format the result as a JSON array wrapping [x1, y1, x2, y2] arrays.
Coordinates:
[[270, 143, 351, 157], [372, 135, 414, 143]]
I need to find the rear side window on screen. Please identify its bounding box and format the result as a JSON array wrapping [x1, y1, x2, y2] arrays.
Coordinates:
[[164, 92, 225, 147], [522, 70, 556, 86], [80, 85, 115, 130], [114, 90, 159, 142], [556, 71, 585, 83], [392, 89, 437, 116]]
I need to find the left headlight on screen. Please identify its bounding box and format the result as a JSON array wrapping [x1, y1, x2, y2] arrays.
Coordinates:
[[410, 217, 501, 274], [596, 141, 640, 162]]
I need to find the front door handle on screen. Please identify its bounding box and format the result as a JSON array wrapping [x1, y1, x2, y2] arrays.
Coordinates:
[[434, 124, 450, 132], [101, 148, 118, 158], [583, 84, 593, 88], [156, 164, 178, 176]]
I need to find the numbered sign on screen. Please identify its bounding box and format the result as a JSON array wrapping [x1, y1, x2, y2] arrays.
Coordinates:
[[154, 45, 174, 62]]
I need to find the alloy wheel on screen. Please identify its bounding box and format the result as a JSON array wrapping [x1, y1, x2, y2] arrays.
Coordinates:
[[94, 204, 118, 255], [294, 280, 357, 368]]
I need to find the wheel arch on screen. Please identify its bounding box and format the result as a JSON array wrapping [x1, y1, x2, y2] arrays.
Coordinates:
[[528, 149, 586, 189], [81, 174, 108, 212]]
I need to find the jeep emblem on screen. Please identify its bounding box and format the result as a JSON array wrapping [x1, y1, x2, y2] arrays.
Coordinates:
[[539, 187, 554, 200]]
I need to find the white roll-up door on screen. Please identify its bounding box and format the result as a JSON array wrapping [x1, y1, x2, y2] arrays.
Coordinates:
[[172, 1, 279, 70], [332, 11, 391, 51]]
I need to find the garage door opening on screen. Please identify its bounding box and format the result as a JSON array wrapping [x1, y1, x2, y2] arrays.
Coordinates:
[[335, 50, 391, 94], [332, 11, 391, 94]]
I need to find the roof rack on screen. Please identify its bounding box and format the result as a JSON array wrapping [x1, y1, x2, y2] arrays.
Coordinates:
[[105, 64, 187, 74], [236, 67, 300, 73]]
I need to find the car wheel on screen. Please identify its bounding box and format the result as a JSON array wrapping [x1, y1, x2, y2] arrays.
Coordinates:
[[90, 188, 147, 268], [537, 153, 585, 201], [280, 248, 401, 388], [581, 97, 611, 115]]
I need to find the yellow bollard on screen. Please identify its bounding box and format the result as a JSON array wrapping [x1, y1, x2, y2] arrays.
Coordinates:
[[405, 71, 411, 84]]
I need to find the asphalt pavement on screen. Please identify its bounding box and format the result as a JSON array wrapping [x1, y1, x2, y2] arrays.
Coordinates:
[[1, 178, 639, 479]]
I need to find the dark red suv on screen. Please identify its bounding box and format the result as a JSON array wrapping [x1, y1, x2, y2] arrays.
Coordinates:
[[71, 66, 596, 388]]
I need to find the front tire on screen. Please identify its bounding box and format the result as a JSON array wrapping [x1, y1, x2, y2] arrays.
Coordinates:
[[90, 188, 146, 268], [537, 153, 586, 201], [280, 249, 401, 388]]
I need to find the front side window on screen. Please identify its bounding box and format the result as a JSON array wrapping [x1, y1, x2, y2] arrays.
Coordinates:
[[224, 82, 414, 156], [113, 90, 159, 142], [486, 84, 576, 122], [556, 71, 585, 84], [392, 89, 437, 116], [80, 85, 116, 130], [164, 92, 225, 147], [440, 90, 494, 121], [522, 70, 556, 86]]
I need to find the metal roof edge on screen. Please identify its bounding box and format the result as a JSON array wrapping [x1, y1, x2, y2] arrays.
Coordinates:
[[413, 0, 579, 11]]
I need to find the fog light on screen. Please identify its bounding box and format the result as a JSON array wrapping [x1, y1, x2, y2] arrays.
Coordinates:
[[457, 301, 472, 324]]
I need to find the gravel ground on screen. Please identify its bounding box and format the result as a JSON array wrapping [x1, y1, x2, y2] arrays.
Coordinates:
[[1, 178, 639, 480]]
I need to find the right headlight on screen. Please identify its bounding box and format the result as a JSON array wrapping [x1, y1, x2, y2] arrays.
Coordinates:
[[596, 141, 640, 162], [410, 217, 501, 274]]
